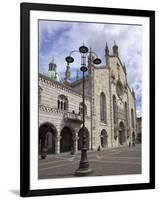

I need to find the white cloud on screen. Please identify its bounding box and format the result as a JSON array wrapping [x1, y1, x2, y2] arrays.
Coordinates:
[[39, 21, 142, 117]]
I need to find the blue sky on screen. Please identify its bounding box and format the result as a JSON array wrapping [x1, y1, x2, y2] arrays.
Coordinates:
[[39, 20, 142, 117]]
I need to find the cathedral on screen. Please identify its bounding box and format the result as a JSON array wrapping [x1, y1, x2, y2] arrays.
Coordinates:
[[39, 42, 137, 154]]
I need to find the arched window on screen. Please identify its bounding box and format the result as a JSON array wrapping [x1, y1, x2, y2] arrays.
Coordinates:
[[61, 101, 63, 110], [100, 92, 106, 122], [131, 109, 134, 128], [113, 95, 117, 124], [79, 102, 87, 115], [57, 95, 68, 111], [64, 102, 66, 110], [57, 100, 60, 109], [125, 102, 128, 120]]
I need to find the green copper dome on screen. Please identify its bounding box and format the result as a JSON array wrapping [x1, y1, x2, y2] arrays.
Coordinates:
[[45, 70, 61, 82], [45, 59, 61, 82]]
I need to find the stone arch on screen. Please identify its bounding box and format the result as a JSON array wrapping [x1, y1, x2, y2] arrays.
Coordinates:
[[78, 127, 89, 150], [118, 121, 126, 145], [39, 122, 57, 154], [100, 129, 108, 148], [60, 126, 74, 152]]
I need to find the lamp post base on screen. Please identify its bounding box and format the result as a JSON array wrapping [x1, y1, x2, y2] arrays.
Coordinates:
[[74, 148, 93, 176], [75, 167, 93, 176]]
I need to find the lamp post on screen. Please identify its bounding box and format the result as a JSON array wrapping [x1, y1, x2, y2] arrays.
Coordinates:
[[65, 44, 101, 176]]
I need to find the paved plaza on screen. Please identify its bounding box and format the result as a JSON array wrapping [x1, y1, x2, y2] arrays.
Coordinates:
[[38, 144, 141, 179]]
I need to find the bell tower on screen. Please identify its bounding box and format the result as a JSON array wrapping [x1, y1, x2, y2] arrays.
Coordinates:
[[64, 62, 71, 84]]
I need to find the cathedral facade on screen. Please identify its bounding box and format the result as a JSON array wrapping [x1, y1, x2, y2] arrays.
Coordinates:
[[39, 43, 137, 154]]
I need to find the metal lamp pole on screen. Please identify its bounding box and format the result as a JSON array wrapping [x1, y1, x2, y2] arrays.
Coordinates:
[[65, 44, 101, 176]]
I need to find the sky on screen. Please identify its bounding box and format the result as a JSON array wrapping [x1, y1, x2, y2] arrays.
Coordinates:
[[39, 20, 142, 117]]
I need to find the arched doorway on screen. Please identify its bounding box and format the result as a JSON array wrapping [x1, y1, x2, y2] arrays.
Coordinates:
[[39, 122, 57, 154], [60, 127, 74, 152], [118, 121, 125, 145], [78, 127, 89, 150], [101, 129, 108, 148]]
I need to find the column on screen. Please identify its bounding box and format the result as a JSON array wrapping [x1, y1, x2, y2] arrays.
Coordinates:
[[55, 135, 61, 154]]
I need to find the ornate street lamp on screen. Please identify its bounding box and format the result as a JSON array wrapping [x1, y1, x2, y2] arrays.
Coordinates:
[[65, 44, 101, 176]]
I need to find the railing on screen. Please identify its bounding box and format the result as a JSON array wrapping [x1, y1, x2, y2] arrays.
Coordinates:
[[39, 105, 90, 122], [64, 112, 82, 122]]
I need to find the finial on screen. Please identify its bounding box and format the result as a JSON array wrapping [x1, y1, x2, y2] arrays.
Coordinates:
[[51, 56, 55, 63], [64, 63, 71, 84], [88, 47, 94, 65], [105, 42, 109, 55]]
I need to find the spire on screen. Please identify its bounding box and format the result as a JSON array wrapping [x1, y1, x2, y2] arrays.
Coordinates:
[[105, 42, 110, 66], [105, 42, 109, 56], [132, 88, 135, 99], [64, 62, 71, 84], [88, 48, 94, 62], [51, 56, 54, 63], [88, 47, 95, 68], [112, 41, 118, 57]]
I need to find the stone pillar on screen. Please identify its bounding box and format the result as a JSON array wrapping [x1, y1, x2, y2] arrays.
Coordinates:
[[55, 135, 61, 154]]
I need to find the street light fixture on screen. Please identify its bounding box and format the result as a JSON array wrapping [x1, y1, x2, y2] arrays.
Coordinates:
[[65, 44, 101, 176]]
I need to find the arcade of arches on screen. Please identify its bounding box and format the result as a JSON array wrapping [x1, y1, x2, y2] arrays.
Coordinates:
[[39, 123, 90, 154]]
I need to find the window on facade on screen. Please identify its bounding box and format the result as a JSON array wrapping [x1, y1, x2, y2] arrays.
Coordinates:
[[131, 109, 134, 128], [100, 92, 106, 122], [125, 102, 128, 120], [113, 95, 117, 124], [57, 95, 68, 111], [57, 100, 60, 109], [116, 80, 123, 97], [79, 102, 87, 115]]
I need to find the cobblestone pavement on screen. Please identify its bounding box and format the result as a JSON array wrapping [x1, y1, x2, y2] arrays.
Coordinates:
[[38, 144, 141, 179]]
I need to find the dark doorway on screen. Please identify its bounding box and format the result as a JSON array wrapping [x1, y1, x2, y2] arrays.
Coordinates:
[[132, 132, 135, 143], [60, 127, 73, 152], [101, 129, 108, 148], [78, 127, 89, 150], [46, 132, 56, 154], [119, 122, 125, 145], [39, 123, 57, 154]]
